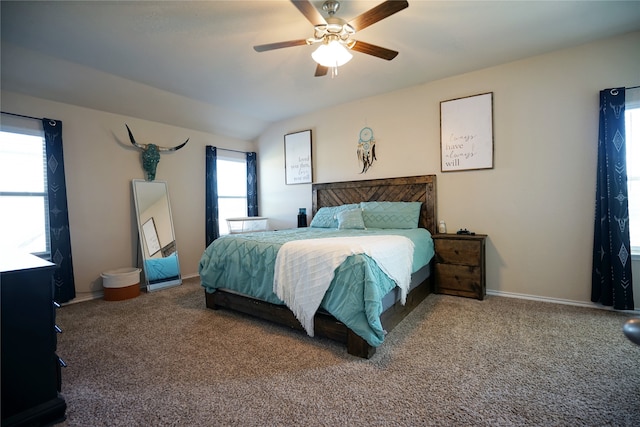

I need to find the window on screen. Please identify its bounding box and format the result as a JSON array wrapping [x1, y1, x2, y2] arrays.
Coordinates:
[[627, 102, 640, 256], [0, 129, 50, 256], [217, 152, 247, 235]]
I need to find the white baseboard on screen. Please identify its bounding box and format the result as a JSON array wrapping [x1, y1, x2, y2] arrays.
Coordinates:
[[62, 274, 201, 306], [486, 289, 640, 315], [62, 279, 639, 316], [63, 291, 105, 305]]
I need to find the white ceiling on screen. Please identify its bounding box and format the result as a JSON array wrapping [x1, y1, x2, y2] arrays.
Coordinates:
[[2, 1, 640, 141]]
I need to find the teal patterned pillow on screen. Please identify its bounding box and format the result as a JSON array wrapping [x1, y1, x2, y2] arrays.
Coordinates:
[[310, 204, 359, 228], [309, 207, 336, 228], [337, 208, 366, 230], [360, 201, 422, 229]]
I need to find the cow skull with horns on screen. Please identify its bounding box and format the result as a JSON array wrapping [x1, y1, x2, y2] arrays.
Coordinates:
[[126, 124, 189, 181]]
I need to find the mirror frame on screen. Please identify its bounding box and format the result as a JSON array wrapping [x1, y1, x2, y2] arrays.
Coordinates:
[[132, 179, 181, 292]]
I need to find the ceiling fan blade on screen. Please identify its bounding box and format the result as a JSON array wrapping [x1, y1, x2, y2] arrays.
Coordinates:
[[348, 0, 409, 32], [253, 39, 308, 52], [291, 0, 327, 26], [351, 40, 399, 60], [314, 64, 328, 77]]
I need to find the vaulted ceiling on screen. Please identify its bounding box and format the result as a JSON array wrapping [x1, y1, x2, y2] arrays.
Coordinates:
[[2, 1, 640, 140]]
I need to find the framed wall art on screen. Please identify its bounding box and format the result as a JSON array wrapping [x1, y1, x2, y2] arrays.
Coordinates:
[[142, 217, 161, 256], [284, 129, 312, 184], [440, 92, 494, 172]]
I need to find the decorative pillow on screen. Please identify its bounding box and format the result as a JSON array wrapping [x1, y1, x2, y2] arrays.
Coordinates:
[[309, 204, 359, 228], [309, 207, 335, 228], [337, 208, 366, 230], [360, 201, 422, 229]]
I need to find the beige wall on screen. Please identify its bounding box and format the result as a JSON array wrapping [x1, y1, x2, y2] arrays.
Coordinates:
[[1, 91, 255, 301], [257, 31, 640, 309]]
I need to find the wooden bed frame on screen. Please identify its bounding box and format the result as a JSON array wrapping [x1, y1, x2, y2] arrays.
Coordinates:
[[205, 175, 437, 358]]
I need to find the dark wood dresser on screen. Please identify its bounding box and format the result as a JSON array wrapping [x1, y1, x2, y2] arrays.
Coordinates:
[[433, 234, 487, 300], [1, 253, 66, 427]]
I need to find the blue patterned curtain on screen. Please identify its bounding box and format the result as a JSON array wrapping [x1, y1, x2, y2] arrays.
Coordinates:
[[247, 152, 258, 216], [42, 119, 75, 303], [592, 88, 634, 309], [205, 146, 219, 246]]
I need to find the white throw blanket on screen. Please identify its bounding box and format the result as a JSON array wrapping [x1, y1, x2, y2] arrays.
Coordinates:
[[273, 235, 414, 337]]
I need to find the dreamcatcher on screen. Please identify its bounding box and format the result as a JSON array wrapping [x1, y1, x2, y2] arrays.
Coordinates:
[[357, 126, 376, 173]]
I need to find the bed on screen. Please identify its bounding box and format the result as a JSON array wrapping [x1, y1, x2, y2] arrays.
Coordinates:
[[199, 175, 437, 358]]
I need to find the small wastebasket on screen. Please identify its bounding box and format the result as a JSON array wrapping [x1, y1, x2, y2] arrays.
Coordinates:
[[101, 267, 141, 301]]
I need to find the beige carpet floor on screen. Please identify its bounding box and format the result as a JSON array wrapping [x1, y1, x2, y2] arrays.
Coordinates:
[[54, 277, 640, 426]]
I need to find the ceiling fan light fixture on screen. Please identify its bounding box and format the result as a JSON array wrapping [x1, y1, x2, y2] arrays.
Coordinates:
[[252, 0, 408, 78], [311, 40, 352, 68]]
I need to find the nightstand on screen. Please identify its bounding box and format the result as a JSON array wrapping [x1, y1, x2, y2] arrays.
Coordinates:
[[433, 234, 487, 300]]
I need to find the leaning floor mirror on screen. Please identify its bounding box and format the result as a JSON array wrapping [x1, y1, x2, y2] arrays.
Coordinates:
[[132, 179, 181, 291]]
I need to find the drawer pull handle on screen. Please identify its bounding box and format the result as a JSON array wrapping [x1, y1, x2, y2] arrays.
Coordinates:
[[53, 301, 61, 309], [54, 325, 63, 334], [58, 357, 67, 368]]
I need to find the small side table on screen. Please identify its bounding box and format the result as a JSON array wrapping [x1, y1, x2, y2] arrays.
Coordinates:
[[432, 233, 487, 300]]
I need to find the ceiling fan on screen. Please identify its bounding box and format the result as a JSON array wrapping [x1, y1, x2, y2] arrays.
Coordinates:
[[253, 0, 409, 77]]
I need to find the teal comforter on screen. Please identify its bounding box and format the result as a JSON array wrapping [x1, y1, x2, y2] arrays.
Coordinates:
[[198, 227, 434, 347]]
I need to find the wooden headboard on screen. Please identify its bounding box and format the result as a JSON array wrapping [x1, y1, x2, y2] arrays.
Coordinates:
[[312, 175, 437, 234]]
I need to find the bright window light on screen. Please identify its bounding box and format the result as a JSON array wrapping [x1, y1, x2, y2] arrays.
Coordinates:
[[0, 131, 49, 255], [217, 158, 248, 235], [626, 107, 640, 254]]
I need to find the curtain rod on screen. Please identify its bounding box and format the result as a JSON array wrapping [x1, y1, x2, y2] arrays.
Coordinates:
[[1, 111, 43, 121], [217, 147, 253, 154], [628, 85, 640, 90]]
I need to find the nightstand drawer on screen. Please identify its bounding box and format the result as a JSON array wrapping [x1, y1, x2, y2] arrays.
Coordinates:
[[435, 264, 483, 298], [434, 238, 482, 266]]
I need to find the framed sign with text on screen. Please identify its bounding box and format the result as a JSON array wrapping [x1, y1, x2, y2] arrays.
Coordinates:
[[142, 217, 161, 256], [284, 129, 313, 184], [440, 92, 494, 172]]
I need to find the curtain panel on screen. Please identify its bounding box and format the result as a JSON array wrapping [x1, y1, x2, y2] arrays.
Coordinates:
[[205, 146, 219, 246], [247, 152, 258, 217], [42, 119, 76, 303], [592, 88, 634, 310]]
